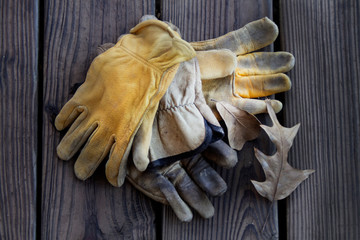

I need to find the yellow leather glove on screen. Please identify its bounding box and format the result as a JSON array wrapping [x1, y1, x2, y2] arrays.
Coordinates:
[[192, 18, 295, 116], [55, 19, 195, 187], [97, 16, 223, 171]]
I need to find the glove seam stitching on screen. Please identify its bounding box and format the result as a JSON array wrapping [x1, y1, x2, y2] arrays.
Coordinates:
[[118, 45, 162, 73], [157, 102, 195, 112]]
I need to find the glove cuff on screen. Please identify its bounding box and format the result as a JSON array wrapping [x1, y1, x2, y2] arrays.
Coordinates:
[[148, 118, 223, 168]]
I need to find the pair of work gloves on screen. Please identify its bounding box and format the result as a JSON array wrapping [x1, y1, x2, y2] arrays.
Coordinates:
[[55, 15, 294, 221]]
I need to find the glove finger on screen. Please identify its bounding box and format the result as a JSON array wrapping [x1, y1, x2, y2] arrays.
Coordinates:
[[56, 115, 97, 160], [158, 175, 193, 222], [232, 98, 283, 115], [201, 140, 238, 168], [127, 161, 193, 221], [132, 104, 158, 171], [166, 164, 214, 219], [236, 52, 295, 75], [74, 129, 115, 180], [182, 155, 227, 196], [235, 73, 291, 98], [55, 103, 84, 131], [106, 142, 131, 187], [190, 17, 278, 55]]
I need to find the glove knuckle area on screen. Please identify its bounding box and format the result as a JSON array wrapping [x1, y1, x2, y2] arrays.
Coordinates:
[[197, 50, 237, 80], [164, 162, 186, 185], [182, 156, 227, 196]]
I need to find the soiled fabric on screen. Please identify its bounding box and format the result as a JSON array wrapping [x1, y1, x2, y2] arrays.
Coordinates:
[[127, 140, 238, 222], [193, 18, 294, 116], [55, 19, 195, 187], [132, 57, 224, 169]]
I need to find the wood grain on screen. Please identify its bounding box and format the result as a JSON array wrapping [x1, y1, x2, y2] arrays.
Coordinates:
[[280, 0, 360, 239], [161, 1, 279, 239], [41, 1, 157, 239], [0, 0, 38, 239]]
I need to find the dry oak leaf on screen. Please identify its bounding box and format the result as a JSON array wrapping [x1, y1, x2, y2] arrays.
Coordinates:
[[251, 100, 315, 201], [216, 101, 261, 151]]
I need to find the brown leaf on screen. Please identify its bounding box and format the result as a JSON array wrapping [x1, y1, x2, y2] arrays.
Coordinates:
[[216, 101, 261, 151], [251, 100, 315, 201]]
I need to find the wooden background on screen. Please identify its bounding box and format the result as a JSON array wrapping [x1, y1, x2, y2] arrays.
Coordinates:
[[0, 0, 359, 239]]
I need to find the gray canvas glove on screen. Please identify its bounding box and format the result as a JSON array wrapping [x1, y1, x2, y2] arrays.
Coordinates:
[[127, 140, 237, 222]]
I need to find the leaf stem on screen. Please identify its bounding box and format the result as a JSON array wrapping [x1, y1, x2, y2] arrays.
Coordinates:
[[261, 201, 274, 233]]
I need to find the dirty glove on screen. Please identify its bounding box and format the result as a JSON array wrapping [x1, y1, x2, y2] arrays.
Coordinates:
[[132, 57, 225, 169], [127, 140, 238, 222], [55, 19, 195, 187], [98, 37, 236, 222], [192, 17, 295, 115], [123, 15, 224, 170], [97, 42, 224, 171]]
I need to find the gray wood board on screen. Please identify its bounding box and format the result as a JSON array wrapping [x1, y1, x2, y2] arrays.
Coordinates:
[[41, 1, 158, 239], [280, 0, 360, 239], [0, 0, 38, 239]]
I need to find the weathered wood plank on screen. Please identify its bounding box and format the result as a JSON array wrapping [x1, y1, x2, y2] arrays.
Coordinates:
[[280, 0, 360, 239], [161, 1, 279, 239], [0, 0, 38, 239], [41, 1, 157, 239]]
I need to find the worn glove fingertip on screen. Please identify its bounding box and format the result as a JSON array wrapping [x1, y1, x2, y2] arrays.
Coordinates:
[[270, 99, 283, 113], [280, 73, 292, 91], [177, 211, 193, 222], [202, 204, 215, 219], [54, 116, 64, 131], [117, 174, 126, 187], [282, 52, 295, 70], [105, 173, 126, 187], [133, 157, 149, 172], [56, 144, 71, 161], [260, 17, 279, 42], [74, 165, 88, 181]]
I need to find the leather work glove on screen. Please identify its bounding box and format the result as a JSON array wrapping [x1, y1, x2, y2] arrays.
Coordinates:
[[123, 16, 293, 168], [192, 17, 295, 116], [98, 21, 224, 171], [97, 38, 237, 222], [95, 47, 225, 174], [127, 140, 238, 222], [55, 19, 196, 187]]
